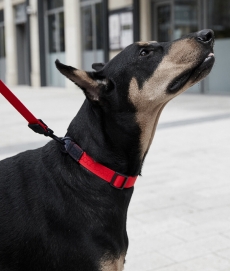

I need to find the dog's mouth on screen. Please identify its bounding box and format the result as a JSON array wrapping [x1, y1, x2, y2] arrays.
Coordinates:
[[168, 52, 215, 94]]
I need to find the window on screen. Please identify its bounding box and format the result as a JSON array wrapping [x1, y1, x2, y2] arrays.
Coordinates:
[[174, 0, 198, 39], [14, 3, 26, 24], [157, 4, 171, 42], [0, 10, 5, 58], [81, 5, 93, 50], [95, 3, 103, 50], [47, 0, 63, 10], [81, 1, 103, 51], [45, 0, 65, 86], [80, 0, 105, 70], [47, 6, 65, 53], [0, 9, 3, 22], [207, 0, 230, 38]]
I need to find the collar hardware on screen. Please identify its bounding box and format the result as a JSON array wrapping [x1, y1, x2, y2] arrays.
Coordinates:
[[110, 172, 129, 190], [64, 138, 84, 162]]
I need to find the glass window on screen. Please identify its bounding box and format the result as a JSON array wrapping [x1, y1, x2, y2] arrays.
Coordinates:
[[81, 2, 104, 50], [15, 3, 26, 23], [0, 10, 5, 58], [207, 0, 230, 39], [174, 0, 198, 39], [0, 27, 5, 58], [59, 12, 65, 52], [48, 14, 57, 53], [0, 9, 3, 22], [157, 4, 171, 42], [81, 5, 93, 50], [48, 12, 65, 53], [47, 0, 63, 10], [95, 3, 103, 50], [80, 0, 105, 70]]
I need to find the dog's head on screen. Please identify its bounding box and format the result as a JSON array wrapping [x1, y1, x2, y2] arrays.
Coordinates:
[[56, 29, 215, 159]]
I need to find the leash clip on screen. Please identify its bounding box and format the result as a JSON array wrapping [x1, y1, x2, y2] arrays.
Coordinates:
[[28, 119, 65, 145]]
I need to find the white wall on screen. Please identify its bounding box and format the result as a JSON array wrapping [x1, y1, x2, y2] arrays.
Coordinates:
[[29, 0, 40, 87], [64, 0, 81, 87], [4, 0, 18, 86], [140, 0, 151, 41], [109, 0, 132, 10]]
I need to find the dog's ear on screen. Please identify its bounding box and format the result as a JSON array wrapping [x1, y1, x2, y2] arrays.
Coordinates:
[[55, 59, 103, 102], [92, 62, 105, 71]]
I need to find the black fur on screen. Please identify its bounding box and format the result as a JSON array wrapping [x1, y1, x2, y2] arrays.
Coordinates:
[[0, 30, 215, 271]]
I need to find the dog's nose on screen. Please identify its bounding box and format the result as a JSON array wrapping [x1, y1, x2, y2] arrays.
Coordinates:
[[197, 29, 214, 45]]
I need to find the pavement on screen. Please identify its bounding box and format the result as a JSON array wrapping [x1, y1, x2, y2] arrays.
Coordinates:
[[0, 85, 230, 271]]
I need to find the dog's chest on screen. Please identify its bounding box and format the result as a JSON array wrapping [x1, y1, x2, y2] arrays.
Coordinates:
[[100, 255, 125, 271]]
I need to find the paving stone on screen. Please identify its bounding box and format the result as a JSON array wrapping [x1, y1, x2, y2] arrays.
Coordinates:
[[125, 251, 174, 271], [191, 235, 230, 253], [1, 87, 230, 271], [149, 263, 191, 271], [215, 248, 230, 261], [157, 241, 210, 262], [171, 224, 219, 242], [222, 231, 230, 239], [127, 232, 184, 257], [183, 254, 230, 271]]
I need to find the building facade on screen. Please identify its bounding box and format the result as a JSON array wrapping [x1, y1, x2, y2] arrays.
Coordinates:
[[0, 0, 229, 93]]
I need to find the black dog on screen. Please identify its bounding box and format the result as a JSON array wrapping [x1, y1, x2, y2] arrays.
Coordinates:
[[0, 30, 215, 271]]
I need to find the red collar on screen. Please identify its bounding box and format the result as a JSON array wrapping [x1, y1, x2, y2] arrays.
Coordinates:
[[0, 80, 138, 189], [63, 138, 137, 189]]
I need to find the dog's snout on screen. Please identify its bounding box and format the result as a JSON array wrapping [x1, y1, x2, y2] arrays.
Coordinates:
[[197, 29, 214, 45]]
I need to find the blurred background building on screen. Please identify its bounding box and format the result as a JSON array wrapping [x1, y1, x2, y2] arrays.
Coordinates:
[[0, 0, 229, 93]]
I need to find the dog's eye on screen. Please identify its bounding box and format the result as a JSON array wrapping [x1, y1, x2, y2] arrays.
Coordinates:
[[139, 49, 150, 56]]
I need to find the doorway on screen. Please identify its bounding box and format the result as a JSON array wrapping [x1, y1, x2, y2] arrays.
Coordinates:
[[81, 0, 104, 70], [45, 0, 65, 87], [16, 23, 29, 85], [15, 3, 30, 85]]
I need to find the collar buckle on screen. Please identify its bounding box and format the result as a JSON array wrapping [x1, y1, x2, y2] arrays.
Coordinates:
[[110, 172, 129, 190]]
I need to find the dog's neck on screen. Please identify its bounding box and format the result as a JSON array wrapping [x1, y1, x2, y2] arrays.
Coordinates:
[[66, 99, 142, 177]]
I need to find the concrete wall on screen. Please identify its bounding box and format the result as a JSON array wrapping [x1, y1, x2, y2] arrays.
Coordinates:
[[64, 0, 81, 88], [29, 0, 40, 87], [12, 0, 24, 5], [140, 0, 151, 41], [4, 0, 18, 86], [109, 0, 132, 10]]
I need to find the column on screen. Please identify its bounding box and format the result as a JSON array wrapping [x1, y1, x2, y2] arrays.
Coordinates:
[[63, 0, 81, 88], [140, 0, 151, 41], [29, 0, 40, 87], [4, 0, 17, 85]]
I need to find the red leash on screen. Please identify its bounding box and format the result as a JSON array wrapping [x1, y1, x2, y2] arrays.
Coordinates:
[[0, 80, 137, 189], [0, 80, 63, 143], [0, 80, 48, 132]]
